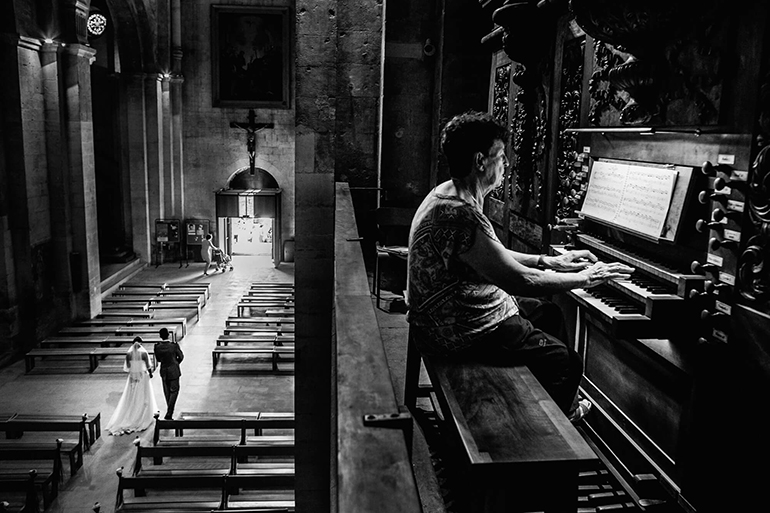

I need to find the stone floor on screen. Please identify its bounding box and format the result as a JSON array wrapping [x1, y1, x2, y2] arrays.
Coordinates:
[[0, 255, 446, 513]]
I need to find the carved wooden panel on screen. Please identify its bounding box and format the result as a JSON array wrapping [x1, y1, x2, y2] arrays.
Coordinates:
[[556, 36, 587, 221]]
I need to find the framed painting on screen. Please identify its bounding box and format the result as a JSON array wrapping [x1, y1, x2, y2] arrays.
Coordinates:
[[211, 5, 291, 108]]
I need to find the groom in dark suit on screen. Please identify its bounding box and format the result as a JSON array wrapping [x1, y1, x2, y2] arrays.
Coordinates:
[[155, 328, 184, 420]]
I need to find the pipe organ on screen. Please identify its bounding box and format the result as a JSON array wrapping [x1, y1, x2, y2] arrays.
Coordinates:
[[480, 0, 770, 510]]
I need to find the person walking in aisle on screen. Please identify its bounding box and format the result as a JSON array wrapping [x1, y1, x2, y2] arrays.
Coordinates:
[[201, 233, 217, 275], [154, 327, 184, 420], [105, 337, 158, 435]]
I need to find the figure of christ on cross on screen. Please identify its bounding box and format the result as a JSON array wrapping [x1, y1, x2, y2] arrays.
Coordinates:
[[230, 109, 275, 175]]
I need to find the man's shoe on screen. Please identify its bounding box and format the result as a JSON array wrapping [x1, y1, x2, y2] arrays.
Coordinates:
[[164, 415, 173, 420]]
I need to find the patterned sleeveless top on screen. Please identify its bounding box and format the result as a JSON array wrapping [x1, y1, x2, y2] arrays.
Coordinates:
[[406, 190, 517, 355]]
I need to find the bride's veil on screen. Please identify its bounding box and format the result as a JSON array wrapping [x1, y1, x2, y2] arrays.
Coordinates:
[[124, 338, 148, 374]]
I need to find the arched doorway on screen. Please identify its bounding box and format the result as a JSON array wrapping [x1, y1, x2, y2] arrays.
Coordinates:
[[215, 168, 283, 267]]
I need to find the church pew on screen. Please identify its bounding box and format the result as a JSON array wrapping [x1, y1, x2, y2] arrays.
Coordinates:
[[101, 302, 151, 312], [215, 336, 294, 348], [243, 291, 294, 299], [114, 467, 295, 512], [131, 439, 293, 480], [176, 413, 294, 437], [11, 412, 101, 447], [121, 281, 212, 298], [76, 317, 189, 337], [0, 468, 57, 509], [112, 290, 207, 307], [225, 317, 294, 327], [153, 416, 294, 446], [97, 310, 155, 319], [42, 336, 163, 349], [236, 303, 293, 317], [211, 347, 294, 372], [223, 326, 294, 336], [0, 437, 82, 478], [58, 326, 178, 342], [264, 309, 294, 318], [25, 346, 155, 373]]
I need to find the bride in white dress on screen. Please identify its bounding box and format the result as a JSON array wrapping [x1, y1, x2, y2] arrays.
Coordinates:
[[105, 337, 159, 435]]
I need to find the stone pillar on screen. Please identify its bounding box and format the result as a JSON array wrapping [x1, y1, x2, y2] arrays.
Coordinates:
[[125, 74, 152, 262], [161, 75, 174, 216], [60, 42, 101, 317], [295, 0, 337, 511], [0, 35, 36, 349], [145, 74, 164, 228], [40, 41, 74, 298], [170, 75, 185, 220]]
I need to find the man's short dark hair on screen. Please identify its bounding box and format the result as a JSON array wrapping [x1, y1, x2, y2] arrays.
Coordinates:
[[440, 111, 509, 179], [159, 328, 169, 339]]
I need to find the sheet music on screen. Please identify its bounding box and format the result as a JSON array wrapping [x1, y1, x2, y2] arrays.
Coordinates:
[[580, 160, 678, 239]]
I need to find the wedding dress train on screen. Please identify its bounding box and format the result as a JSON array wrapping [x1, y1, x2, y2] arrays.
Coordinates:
[[105, 341, 159, 435]]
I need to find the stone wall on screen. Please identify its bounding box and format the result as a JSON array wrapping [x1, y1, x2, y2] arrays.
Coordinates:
[[181, 0, 295, 245]]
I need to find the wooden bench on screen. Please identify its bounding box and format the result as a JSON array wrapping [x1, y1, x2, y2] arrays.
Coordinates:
[[0, 466, 59, 509], [223, 326, 294, 336], [264, 309, 294, 318], [25, 347, 155, 373], [225, 317, 294, 327], [112, 290, 207, 307], [122, 281, 211, 297], [176, 413, 294, 436], [100, 303, 151, 312], [0, 436, 82, 478], [11, 412, 101, 447], [42, 336, 164, 348], [404, 333, 599, 512], [58, 326, 178, 342], [97, 310, 155, 319], [211, 347, 294, 371], [153, 416, 295, 446], [216, 336, 292, 347], [132, 439, 294, 478], [114, 467, 295, 512], [76, 317, 189, 337], [236, 304, 293, 317]]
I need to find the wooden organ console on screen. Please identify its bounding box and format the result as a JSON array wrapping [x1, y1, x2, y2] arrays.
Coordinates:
[[478, 0, 770, 511]]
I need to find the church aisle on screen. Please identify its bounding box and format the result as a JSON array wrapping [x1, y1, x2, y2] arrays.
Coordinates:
[[0, 255, 294, 512]]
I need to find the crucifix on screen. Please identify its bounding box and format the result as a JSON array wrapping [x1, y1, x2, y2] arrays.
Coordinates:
[[230, 109, 275, 175]]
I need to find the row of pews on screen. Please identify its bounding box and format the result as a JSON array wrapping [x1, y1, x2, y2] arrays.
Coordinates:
[[25, 282, 210, 374], [109, 282, 297, 510], [0, 412, 101, 509], [212, 283, 295, 372], [114, 399, 295, 509]]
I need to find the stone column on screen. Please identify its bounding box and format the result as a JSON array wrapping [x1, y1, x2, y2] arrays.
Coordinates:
[[161, 75, 174, 216], [0, 35, 37, 348], [145, 74, 165, 228], [295, 1, 337, 510], [170, 74, 185, 220], [40, 41, 74, 297], [124, 74, 152, 262], [60, 42, 101, 317]]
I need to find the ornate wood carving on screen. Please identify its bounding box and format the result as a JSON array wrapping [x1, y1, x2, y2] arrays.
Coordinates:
[[573, 0, 724, 126], [556, 37, 586, 220], [490, 63, 512, 201], [738, 59, 770, 303], [509, 64, 546, 214], [739, 142, 770, 302]]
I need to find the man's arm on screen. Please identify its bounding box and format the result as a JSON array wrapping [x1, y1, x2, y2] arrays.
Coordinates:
[[175, 344, 184, 363], [458, 226, 633, 297]]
